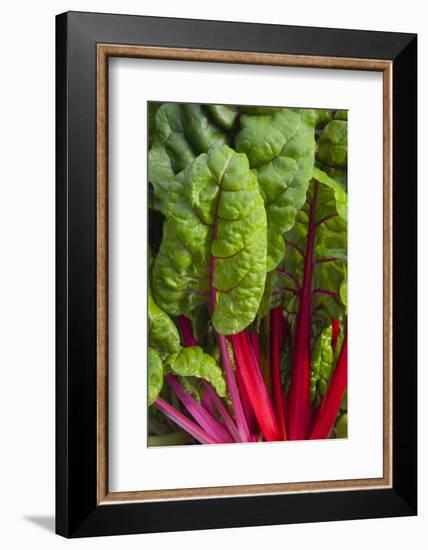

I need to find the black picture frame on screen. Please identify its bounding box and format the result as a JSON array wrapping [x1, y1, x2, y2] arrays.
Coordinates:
[[56, 10, 417, 538]]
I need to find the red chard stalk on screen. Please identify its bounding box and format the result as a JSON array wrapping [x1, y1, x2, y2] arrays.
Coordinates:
[[310, 335, 348, 440], [288, 182, 319, 440], [271, 307, 287, 440], [231, 332, 280, 442]]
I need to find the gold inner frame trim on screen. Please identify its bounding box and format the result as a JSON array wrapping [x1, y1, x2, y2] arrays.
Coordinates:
[[96, 44, 393, 505]]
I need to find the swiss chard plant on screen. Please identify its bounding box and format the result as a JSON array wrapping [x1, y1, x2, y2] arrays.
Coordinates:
[[147, 102, 347, 445]]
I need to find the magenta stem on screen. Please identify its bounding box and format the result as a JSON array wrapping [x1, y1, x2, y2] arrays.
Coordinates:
[[178, 315, 197, 347], [236, 364, 259, 436], [271, 307, 287, 440], [249, 332, 261, 364], [231, 332, 279, 442], [218, 334, 251, 442], [201, 388, 216, 417], [153, 397, 217, 444], [288, 181, 319, 440], [310, 335, 348, 440], [166, 374, 234, 444], [208, 172, 251, 443], [202, 381, 241, 443]]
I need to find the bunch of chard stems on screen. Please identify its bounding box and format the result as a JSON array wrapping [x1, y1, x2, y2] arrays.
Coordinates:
[[153, 183, 347, 444]]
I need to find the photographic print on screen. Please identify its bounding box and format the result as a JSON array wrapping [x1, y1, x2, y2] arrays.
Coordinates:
[[147, 102, 348, 446], [57, 13, 417, 536]]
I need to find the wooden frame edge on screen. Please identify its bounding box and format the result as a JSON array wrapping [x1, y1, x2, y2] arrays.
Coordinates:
[[97, 45, 109, 503], [96, 44, 393, 504]]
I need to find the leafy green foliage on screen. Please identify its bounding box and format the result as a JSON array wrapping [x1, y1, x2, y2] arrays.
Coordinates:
[[334, 413, 348, 438], [148, 347, 164, 406], [205, 104, 238, 130], [148, 103, 232, 212], [310, 324, 334, 402], [316, 120, 348, 168], [312, 167, 347, 221], [334, 110, 348, 121], [235, 107, 316, 270], [148, 289, 181, 360], [152, 144, 267, 335], [147, 101, 348, 446], [148, 290, 225, 402], [258, 169, 347, 326], [316, 118, 348, 188], [165, 346, 226, 397], [279, 173, 347, 327]]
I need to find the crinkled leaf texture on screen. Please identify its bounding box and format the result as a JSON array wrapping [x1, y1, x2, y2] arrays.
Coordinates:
[[310, 324, 334, 402], [166, 346, 226, 397], [152, 144, 267, 335], [148, 291, 226, 400], [148, 289, 181, 360], [261, 167, 347, 327], [206, 105, 238, 130], [235, 107, 316, 271], [317, 120, 348, 168], [312, 167, 347, 221], [316, 118, 348, 188], [148, 103, 230, 212], [148, 347, 164, 406]]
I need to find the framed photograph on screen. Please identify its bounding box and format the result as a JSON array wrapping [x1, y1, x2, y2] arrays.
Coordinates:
[[56, 11, 417, 538]]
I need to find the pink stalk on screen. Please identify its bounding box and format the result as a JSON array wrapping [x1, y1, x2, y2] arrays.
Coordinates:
[[218, 334, 251, 442], [178, 315, 197, 347], [310, 335, 348, 440], [236, 365, 259, 435], [202, 381, 241, 443], [153, 397, 217, 445], [201, 388, 216, 417], [231, 332, 280, 442], [166, 374, 234, 444], [178, 298, 248, 441], [288, 182, 319, 440], [270, 307, 287, 440], [249, 332, 261, 365]]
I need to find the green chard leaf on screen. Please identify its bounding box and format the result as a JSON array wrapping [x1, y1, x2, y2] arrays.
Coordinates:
[[340, 277, 348, 314], [205, 104, 238, 131], [341, 389, 348, 412], [148, 347, 164, 406], [240, 106, 283, 115], [152, 144, 267, 335], [148, 102, 162, 148], [147, 292, 226, 401], [148, 103, 231, 212], [262, 167, 347, 327], [166, 346, 226, 397], [334, 110, 348, 121], [316, 118, 348, 188], [180, 104, 230, 153], [178, 376, 204, 402], [189, 303, 211, 346], [235, 107, 316, 270], [310, 324, 334, 402], [312, 167, 347, 221], [310, 108, 334, 129], [316, 120, 347, 168], [334, 413, 348, 438], [148, 289, 181, 360]]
